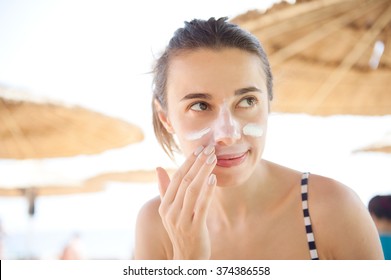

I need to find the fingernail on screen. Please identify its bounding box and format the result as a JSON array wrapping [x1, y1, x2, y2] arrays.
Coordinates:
[[208, 174, 216, 185], [206, 154, 216, 165], [203, 144, 214, 155], [193, 145, 204, 156]]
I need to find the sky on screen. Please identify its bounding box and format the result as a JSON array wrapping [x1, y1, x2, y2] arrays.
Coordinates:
[[0, 0, 281, 119]]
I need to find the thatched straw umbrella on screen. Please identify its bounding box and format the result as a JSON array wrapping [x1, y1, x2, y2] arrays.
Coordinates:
[[232, 0, 391, 116], [0, 85, 145, 217], [0, 86, 144, 159], [0, 168, 176, 216], [359, 144, 391, 153], [354, 132, 391, 153], [0, 168, 176, 198]]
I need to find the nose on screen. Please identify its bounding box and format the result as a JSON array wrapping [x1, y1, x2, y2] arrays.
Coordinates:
[[212, 106, 241, 145]]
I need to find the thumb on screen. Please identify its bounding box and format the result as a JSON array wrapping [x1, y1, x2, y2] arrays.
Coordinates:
[[156, 167, 170, 199]]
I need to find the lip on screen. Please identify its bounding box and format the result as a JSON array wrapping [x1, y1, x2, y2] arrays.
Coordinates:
[[216, 151, 248, 168]]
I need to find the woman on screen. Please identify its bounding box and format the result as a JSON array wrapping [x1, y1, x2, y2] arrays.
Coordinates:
[[369, 195, 391, 260], [134, 17, 383, 260]]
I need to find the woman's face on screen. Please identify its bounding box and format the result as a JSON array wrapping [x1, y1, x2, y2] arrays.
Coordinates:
[[161, 48, 269, 186]]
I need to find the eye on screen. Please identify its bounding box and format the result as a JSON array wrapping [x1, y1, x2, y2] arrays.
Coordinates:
[[190, 102, 209, 111], [237, 96, 258, 108]]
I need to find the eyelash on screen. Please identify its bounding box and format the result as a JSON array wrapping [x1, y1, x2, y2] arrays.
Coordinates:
[[189, 101, 210, 112], [237, 96, 258, 108], [188, 96, 259, 112]]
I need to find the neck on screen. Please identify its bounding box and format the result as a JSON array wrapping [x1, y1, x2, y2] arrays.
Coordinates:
[[209, 160, 271, 227]]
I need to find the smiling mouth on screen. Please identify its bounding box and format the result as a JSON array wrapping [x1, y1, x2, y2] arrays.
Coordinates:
[[216, 151, 248, 168]]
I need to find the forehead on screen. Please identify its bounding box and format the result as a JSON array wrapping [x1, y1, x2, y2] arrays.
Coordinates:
[[166, 48, 268, 98]]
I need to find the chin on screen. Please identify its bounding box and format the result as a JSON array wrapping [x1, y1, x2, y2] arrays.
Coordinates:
[[214, 149, 261, 187], [215, 173, 248, 187], [213, 161, 250, 187]]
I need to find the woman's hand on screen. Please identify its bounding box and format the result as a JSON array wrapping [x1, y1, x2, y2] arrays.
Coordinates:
[[156, 145, 217, 260]]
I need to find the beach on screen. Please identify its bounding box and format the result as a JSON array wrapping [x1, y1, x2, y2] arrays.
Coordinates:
[[1, 0, 390, 259]]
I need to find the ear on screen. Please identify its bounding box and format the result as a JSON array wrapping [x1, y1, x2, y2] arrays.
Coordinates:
[[154, 99, 175, 134]]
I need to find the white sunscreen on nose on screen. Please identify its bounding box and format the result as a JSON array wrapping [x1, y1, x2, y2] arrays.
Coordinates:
[[185, 127, 211, 140], [242, 123, 263, 137]]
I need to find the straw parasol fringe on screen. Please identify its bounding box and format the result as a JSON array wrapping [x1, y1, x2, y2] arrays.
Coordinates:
[[0, 98, 36, 157], [354, 132, 391, 154], [0, 168, 177, 197], [237, 0, 350, 32]]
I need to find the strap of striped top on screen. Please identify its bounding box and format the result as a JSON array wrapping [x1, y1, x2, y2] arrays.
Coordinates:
[[301, 172, 319, 260]]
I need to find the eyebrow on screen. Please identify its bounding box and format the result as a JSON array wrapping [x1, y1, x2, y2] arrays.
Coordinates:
[[180, 93, 212, 101], [234, 86, 263, 96], [180, 87, 262, 101]]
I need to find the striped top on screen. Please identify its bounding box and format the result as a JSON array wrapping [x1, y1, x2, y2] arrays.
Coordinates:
[[301, 172, 319, 260]]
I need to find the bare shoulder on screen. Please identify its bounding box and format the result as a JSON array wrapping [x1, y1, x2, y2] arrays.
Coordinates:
[[133, 196, 170, 259], [136, 195, 162, 224], [307, 174, 383, 259], [308, 174, 360, 209]]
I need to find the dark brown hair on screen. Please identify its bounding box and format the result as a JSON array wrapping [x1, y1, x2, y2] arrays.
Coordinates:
[[152, 17, 273, 157], [369, 195, 391, 220]]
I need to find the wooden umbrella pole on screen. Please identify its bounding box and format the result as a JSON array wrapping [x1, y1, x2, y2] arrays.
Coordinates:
[[269, 0, 385, 67], [307, 2, 391, 114]]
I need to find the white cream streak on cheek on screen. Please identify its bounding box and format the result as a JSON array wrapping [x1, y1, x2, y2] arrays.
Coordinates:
[[242, 123, 263, 137], [185, 127, 211, 140]]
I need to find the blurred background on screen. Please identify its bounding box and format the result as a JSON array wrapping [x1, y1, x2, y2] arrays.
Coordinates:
[[0, 0, 390, 259]]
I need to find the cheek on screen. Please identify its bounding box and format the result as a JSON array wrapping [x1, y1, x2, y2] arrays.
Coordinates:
[[242, 117, 268, 155], [238, 102, 268, 136], [178, 119, 267, 141], [170, 117, 215, 154], [184, 127, 211, 141], [242, 123, 264, 138], [240, 107, 267, 139], [169, 105, 268, 154], [179, 126, 215, 152]]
